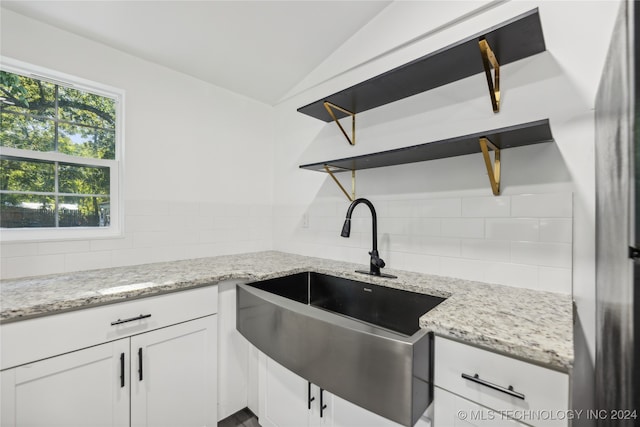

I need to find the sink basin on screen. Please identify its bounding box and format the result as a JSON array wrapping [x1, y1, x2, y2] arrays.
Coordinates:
[[236, 272, 446, 426], [248, 271, 444, 336]]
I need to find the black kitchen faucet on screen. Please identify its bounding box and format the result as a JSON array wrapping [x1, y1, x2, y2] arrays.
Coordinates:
[[340, 198, 396, 278]]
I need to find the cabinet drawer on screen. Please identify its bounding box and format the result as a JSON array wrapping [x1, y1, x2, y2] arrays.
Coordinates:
[[434, 336, 569, 427], [1, 285, 217, 370], [434, 387, 527, 427]]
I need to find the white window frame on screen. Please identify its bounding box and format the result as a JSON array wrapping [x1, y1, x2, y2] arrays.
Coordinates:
[[0, 57, 125, 242]]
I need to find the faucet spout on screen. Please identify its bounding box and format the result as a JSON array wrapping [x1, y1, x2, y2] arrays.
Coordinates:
[[341, 198, 395, 279]]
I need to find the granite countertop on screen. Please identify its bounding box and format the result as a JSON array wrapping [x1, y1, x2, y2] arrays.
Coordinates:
[[0, 251, 574, 372]]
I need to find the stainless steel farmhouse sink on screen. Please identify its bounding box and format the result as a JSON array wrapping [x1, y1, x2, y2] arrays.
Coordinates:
[[236, 272, 446, 426]]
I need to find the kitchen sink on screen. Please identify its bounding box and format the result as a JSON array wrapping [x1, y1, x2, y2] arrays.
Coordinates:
[[236, 272, 446, 426]]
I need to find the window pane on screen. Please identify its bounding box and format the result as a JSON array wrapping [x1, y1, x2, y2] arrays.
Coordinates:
[[0, 158, 55, 193], [0, 111, 55, 152], [58, 123, 116, 159], [59, 163, 110, 195], [58, 86, 115, 130], [58, 196, 109, 227], [0, 193, 56, 228], [0, 72, 55, 118]]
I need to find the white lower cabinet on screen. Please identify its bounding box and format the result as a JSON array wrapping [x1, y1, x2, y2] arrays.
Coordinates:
[[258, 351, 413, 427], [0, 286, 218, 427], [1, 339, 130, 427], [434, 387, 526, 427], [433, 336, 569, 427], [130, 316, 217, 427]]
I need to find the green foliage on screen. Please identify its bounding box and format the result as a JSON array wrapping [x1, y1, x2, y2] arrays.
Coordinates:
[[0, 71, 30, 108], [0, 71, 116, 228]]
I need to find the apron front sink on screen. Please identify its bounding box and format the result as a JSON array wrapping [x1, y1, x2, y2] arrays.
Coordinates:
[[236, 272, 445, 426]]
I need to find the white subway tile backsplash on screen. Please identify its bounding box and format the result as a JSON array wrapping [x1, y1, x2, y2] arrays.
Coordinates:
[[309, 200, 338, 217], [511, 241, 572, 268], [2, 254, 65, 279], [440, 257, 486, 282], [417, 198, 461, 218], [65, 251, 113, 273], [133, 231, 173, 248], [1, 192, 575, 296], [38, 240, 91, 255], [511, 193, 572, 218], [388, 200, 418, 218], [417, 219, 441, 236], [483, 262, 539, 289], [168, 201, 200, 217], [441, 218, 484, 239], [386, 234, 422, 253], [485, 218, 539, 241], [391, 252, 440, 275], [90, 236, 133, 251], [462, 196, 510, 217], [111, 247, 160, 267], [126, 215, 170, 232], [126, 200, 170, 216], [538, 267, 572, 294], [0, 242, 38, 258], [461, 239, 510, 262], [539, 219, 573, 243], [379, 217, 409, 235], [422, 237, 461, 257]]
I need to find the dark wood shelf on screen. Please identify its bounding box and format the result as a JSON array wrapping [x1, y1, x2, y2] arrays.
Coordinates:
[[297, 9, 545, 122], [299, 119, 553, 173]]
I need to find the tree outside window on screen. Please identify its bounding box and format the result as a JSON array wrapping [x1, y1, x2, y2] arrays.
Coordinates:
[[1, 68, 119, 230]]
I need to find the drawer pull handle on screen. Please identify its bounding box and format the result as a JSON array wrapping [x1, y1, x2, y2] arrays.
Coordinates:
[[461, 373, 525, 400], [111, 314, 152, 326]]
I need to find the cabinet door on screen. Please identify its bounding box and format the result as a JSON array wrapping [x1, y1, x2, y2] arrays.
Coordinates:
[[0, 339, 129, 427], [258, 353, 314, 427], [434, 387, 526, 427], [130, 315, 217, 427], [328, 390, 404, 427]]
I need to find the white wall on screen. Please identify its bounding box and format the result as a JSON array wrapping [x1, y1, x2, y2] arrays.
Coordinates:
[[0, 9, 275, 279], [0, 0, 622, 371], [272, 0, 621, 366]]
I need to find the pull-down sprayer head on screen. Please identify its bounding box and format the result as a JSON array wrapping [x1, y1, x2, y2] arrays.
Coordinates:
[[340, 218, 351, 238]]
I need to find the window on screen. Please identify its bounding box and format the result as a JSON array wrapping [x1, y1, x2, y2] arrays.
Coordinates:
[[0, 59, 123, 241]]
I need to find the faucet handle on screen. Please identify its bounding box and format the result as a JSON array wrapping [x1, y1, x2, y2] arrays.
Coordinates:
[[369, 251, 386, 268]]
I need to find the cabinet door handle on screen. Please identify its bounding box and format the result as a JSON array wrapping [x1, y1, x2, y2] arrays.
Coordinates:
[[138, 348, 143, 381], [461, 373, 525, 400], [111, 314, 151, 326], [307, 381, 315, 409], [319, 388, 328, 418], [120, 353, 125, 388]]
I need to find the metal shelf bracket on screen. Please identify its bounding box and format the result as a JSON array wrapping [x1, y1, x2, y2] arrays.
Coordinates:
[[323, 165, 355, 202], [479, 137, 501, 195], [324, 102, 356, 146], [479, 38, 500, 113]]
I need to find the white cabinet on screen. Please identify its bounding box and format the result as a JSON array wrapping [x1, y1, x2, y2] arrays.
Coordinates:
[[0, 286, 218, 427], [130, 315, 217, 427], [433, 336, 569, 427], [258, 353, 316, 427], [1, 339, 129, 427], [257, 351, 422, 427], [434, 387, 526, 427]]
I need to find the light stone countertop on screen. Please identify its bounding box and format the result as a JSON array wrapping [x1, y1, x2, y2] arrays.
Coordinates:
[[0, 251, 574, 372]]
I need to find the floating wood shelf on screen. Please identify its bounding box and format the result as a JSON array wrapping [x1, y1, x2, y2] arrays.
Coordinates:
[[299, 119, 553, 198], [297, 9, 545, 125]]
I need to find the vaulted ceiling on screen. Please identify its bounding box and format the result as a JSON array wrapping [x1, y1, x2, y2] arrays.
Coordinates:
[[1, 1, 392, 105]]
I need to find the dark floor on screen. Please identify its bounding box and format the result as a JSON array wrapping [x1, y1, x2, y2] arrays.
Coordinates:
[[218, 407, 261, 427]]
